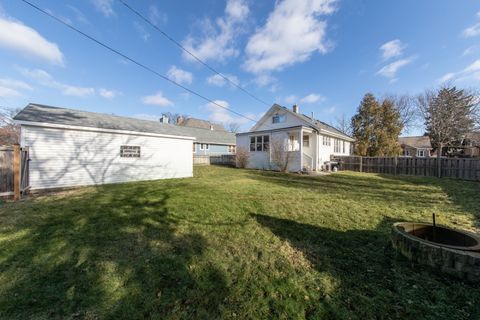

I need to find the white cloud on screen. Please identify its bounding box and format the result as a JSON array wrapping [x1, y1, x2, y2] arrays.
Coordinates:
[[63, 86, 95, 97], [67, 5, 90, 25], [0, 78, 32, 91], [0, 17, 64, 65], [149, 5, 167, 26], [142, 91, 173, 107], [204, 99, 253, 126], [462, 23, 480, 38], [462, 46, 478, 56], [284, 95, 298, 104], [167, 66, 193, 85], [0, 86, 20, 98], [244, 0, 337, 74], [206, 73, 239, 87], [99, 88, 119, 99], [437, 59, 480, 83], [19, 68, 95, 97], [182, 0, 249, 63], [376, 58, 412, 78], [323, 106, 336, 114], [133, 21, 150, 41], [379, 39, 405, 60], [91, 0, 114, 17], [301, 93, 324, 104]]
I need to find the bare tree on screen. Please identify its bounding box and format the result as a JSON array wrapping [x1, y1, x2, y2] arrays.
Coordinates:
[[226, 122, 241, 133], [235, 147, 249, 168], [416, 86, 479, 176], [270, 137, 292, 172], [0, 106, 20, 145], [334, 113, 352, 136], [383, 94, 418, 134]]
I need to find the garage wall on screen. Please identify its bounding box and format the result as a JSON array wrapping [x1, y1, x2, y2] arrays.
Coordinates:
[[21, 125, 193, 189]]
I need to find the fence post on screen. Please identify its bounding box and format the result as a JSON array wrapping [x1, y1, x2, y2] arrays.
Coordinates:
[[359, 156, 363, 172], [13, 144, 21, 201]]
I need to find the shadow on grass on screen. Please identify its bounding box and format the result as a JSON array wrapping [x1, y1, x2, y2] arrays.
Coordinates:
[[0, 184, 228, 319], [251, 213, 480, 319]]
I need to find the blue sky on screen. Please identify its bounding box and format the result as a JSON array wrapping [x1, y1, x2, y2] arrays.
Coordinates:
[[0, 0, 479, 133]]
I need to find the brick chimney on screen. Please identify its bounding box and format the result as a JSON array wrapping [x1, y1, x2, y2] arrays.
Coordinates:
[[292, 104, 299, 113]]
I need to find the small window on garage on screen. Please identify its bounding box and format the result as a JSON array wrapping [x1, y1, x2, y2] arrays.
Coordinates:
[[120, 145, 141, 158], [200, 143, 210, 150]]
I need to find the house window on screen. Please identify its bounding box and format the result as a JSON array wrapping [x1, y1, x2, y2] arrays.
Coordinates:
[[323, 136, 331, 146], [250, 135, 269, 152], [334, 139, 341, 153], [120, 145, 141, 158], [405, 149, 410, 156], [228, 145, 236, 153], [303, 135, 310, 147], [342, 141, 345, 153], [200, 144, 209, 150], [417, 149, 425, 157], [272, 114, 286, 124]]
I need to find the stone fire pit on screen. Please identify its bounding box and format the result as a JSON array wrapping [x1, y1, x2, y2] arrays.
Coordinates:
[[391, 222, 480, 281]]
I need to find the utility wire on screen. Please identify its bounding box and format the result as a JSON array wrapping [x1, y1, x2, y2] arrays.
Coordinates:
[[118, 0, 270, 107], [20, 0, 265, 126]]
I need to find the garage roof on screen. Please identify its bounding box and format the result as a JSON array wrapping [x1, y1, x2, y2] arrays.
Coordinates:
[[14, 104, 236, 145]]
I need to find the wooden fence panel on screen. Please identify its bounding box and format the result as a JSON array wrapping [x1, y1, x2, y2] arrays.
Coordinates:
[[0, 147, 14, 195], [332, 155, 480, 182]]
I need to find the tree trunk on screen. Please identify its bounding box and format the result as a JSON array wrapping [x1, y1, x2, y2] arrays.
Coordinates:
[[437, 142, 442, 178]]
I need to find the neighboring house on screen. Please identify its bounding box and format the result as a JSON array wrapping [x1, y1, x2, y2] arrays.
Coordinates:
[[463, 132, 480, 158], [236, 104, 354, 172], [14, 103, 197, 190], [398, 136, 433, 158], [176, 116, 236, 155]]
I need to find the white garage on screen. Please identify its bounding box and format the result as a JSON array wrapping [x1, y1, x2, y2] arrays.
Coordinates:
[[14, 103, 195, 190]]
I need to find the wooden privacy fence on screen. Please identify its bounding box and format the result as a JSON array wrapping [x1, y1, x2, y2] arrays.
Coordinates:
[[193, 155, 236, 167], [331, 155, 480, 181], [0, 145, 30, 200]]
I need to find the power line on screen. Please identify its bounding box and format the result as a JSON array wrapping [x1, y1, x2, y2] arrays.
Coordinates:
[[118, 0, 270, 107], [20, 0, 264, 126]]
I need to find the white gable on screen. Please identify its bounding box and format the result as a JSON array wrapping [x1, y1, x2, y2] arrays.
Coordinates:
[[250, 105, 310, 132]]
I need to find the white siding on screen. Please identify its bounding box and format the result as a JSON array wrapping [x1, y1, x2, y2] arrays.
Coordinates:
[[236, 131, 302, 172], [253, 110, 306, 132], [22, 125, 193, 190]]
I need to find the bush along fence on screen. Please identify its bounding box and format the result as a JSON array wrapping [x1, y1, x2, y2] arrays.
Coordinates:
[[331, 155, 480, 181], [193, 155, 236, 167], [0, 144, 30, 200]]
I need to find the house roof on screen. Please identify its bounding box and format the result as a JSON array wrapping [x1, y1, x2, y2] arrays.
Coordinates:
[[398, 136, 432, 149], [14, 104, 235, 145], [250, 104, 354, 141], [466, 132, 480, 146], [178, 117, 225, 131]]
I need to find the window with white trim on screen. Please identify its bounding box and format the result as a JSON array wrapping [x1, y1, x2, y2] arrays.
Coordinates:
[[250, 135, 269, 152], [228, 145, 236, 153], [417, 149, 425, 157], [200, 143, 209, 150], [322, 136, 331, 146], [334, 139, 341, 153], [303, 134, 310, 147], [342, 141, 346, 153]]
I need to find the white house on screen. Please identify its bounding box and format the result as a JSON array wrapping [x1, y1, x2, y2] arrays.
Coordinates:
[[14, 103, 196, 190], [236, 104, 354, 172]]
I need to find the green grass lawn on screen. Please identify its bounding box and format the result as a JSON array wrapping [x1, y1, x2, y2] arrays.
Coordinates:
[[1, 166, 480, 319]]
